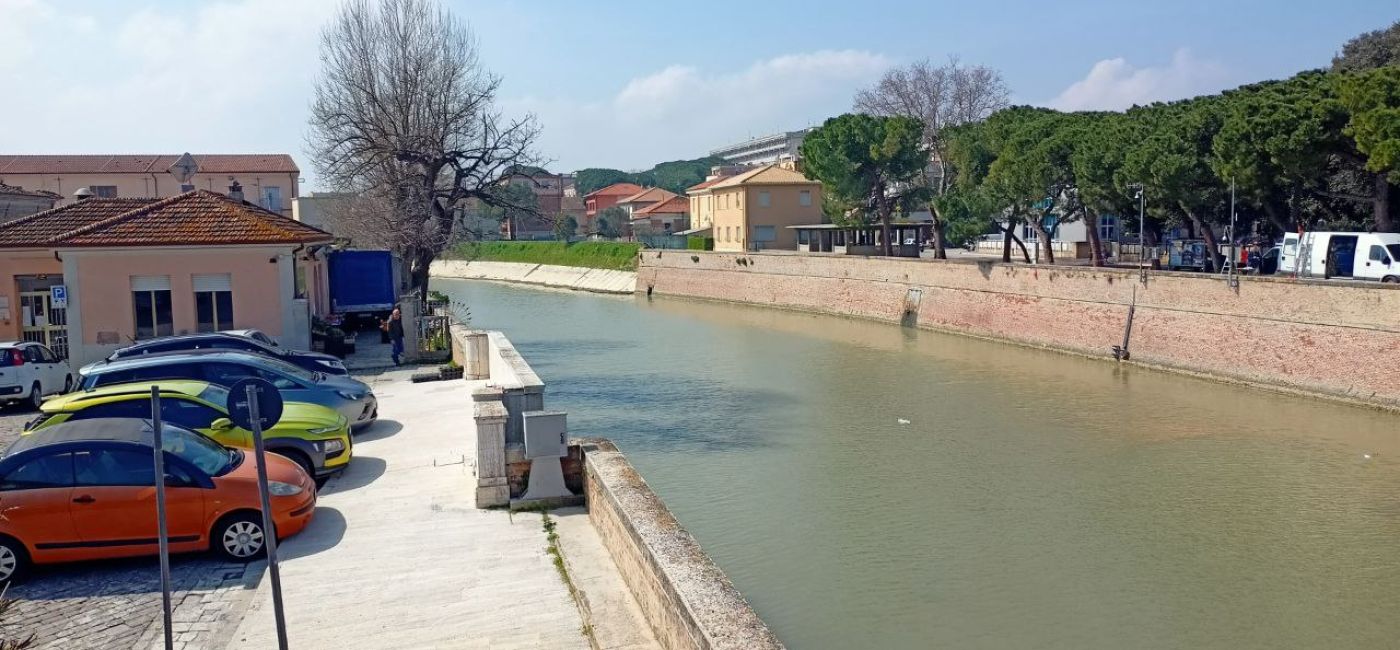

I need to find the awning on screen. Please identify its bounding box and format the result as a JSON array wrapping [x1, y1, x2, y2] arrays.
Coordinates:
[[674, 226, 712, 236]]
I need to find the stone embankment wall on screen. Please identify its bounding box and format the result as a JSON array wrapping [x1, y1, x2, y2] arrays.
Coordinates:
[[638, 251, 1400, 408], [431, 260, 636, 294], [582, 440, 785, 650]]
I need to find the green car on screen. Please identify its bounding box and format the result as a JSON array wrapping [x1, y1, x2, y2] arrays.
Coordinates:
[[27, 380, 352, 481]]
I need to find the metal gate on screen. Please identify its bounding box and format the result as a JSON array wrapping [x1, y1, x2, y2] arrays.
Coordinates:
[[19, 290, 68, 359]]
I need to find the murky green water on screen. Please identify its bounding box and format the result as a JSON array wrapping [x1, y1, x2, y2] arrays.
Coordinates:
[[434, 278, 1400, 649]]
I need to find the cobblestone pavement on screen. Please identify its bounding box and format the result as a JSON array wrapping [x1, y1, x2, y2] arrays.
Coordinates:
[[0, 403, 263, 650]]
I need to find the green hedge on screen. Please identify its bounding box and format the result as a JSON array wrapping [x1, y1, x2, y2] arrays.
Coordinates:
[[449, 241, 643, 271], [686, 237, 714, 251]]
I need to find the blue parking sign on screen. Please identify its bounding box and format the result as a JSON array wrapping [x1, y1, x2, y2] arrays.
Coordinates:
[[50, 285, 67, 308]]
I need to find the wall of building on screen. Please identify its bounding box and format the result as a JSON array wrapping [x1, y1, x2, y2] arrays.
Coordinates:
[[710, 186, 822, 253], [64, 246, 294, 364], [0, 250, 64, 341], [638, 251, 1400, 409], [3, 172, 299, 216]]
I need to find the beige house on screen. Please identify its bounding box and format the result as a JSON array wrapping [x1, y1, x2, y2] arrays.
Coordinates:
[[709, 164, 823, 252], [0, 154, 301, 217]]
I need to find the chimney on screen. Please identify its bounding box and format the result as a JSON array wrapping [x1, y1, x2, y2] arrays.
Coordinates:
[[73, 187, 94, 202], [228, 180, 244, 202]]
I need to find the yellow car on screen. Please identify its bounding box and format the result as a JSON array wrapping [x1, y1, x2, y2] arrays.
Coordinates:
[[27, 380, 351, 483]]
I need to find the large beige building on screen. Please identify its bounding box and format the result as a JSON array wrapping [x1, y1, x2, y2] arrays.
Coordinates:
[[0, 154, 300, 217], [709, 164, 822, 252]]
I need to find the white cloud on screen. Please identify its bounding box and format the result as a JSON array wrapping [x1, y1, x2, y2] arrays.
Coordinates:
[[1047, 49, 1232, 111], [509, 50, 892, 171]]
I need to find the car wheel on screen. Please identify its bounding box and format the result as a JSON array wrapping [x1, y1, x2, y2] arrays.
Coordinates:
[[28, 384, 42, 410], [1383, 276, 1399, 284], [0, 536, 31, 585], [62, 375, 72, 393], [214, 513, 268, 562]]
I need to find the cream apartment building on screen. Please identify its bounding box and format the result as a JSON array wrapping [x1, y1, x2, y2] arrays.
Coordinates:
[[0, 154, 301, 217], [710, 164, 823, 252]]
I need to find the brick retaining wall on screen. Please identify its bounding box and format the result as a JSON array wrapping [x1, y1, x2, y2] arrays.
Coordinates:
[[638, 251, 1400, 408]]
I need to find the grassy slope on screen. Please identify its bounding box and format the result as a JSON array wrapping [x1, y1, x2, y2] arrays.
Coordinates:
[[449, 241, 643, 271]]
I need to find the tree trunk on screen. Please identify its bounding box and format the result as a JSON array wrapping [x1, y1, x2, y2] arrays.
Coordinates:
[[1002, 223, 1012, 263], [410, 248, 433, 301], [1180, 203, 1221, 272], [928, 202, 948, 260], [1030, 220, 1055, 264], [1012, 230, 1032, 263], [1084, 208, 1106, 267], [1375, 173, 1396, 233]]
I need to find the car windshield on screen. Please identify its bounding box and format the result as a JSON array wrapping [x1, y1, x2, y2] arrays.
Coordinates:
[[1388, 244, 1400, 261], [160, 424, 235, 475], [255, 355, 320, 382]]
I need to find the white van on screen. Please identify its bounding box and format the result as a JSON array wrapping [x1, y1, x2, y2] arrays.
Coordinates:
[[1279, 231, 1400, 282]]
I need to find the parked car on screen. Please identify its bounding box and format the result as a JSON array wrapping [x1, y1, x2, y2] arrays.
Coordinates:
[[28, 379, 352, 481], [1279, 231, 1400, 282], [0, 342, 74, 409], [79, 350, 377, 429], [0, 418, 316, 583], [222, 328, 279, 347], [107, 332, 347, 375]]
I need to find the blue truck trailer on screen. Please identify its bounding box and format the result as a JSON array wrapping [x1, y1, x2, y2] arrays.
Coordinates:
[[328, 249, 401, 327]]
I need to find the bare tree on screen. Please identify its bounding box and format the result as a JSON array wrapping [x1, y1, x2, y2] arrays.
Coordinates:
[[308, 0, 541, 298], [854, 57, 1010, 258]]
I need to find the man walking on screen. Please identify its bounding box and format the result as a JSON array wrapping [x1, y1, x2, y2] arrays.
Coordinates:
[[387, 307, 405, 366]]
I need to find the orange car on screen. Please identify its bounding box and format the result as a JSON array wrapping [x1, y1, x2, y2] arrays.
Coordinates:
[[0, 417, 315, 583]]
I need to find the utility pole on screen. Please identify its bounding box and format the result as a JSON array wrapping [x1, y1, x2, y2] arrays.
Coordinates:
[[1228, 178, 1239, 289], [1128, 183, 1146, 283]]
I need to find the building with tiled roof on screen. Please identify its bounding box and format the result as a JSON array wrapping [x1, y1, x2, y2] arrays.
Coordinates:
[[0, 182, 61, 224], [630, 196, 691, 236], [0, 189, 334, 365], [0, 153, 301, 217], [705, 164, 822, 253], [581, 182, 646, 237], [682, 166, 748, 237]]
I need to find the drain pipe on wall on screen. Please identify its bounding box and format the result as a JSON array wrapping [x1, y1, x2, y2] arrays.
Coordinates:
[[1113, 285, 1137, 361]]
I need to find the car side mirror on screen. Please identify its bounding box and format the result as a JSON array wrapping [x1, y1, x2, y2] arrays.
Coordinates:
[[210, 418, 235, 431]]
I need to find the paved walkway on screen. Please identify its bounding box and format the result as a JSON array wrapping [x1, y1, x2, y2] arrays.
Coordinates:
[[225, 369, 643, 649]]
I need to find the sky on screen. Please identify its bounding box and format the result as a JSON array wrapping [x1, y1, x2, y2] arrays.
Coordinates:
[[1, 0, 1395, 190]]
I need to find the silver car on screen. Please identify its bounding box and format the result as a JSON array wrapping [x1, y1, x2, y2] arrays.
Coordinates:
[[78, 350, 378, 429]]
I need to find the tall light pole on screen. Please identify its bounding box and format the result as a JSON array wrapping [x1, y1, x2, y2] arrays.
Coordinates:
[[1128, 183, 1146, 283], [1227, 178, 1239, 288]]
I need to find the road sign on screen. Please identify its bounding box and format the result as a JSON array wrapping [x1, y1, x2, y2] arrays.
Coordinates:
[[49, 285, 67, 309], [227, 377, 284, 431], [168, 153, 199, 184]]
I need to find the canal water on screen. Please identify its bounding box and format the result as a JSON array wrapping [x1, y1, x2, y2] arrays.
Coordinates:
[[433, 278, 1400, 650]]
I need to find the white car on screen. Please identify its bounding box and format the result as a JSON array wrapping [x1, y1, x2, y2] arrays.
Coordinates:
[[0, 342, 74, 409]]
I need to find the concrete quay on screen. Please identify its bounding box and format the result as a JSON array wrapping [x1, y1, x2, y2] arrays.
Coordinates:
[[431, 260, 637, 294]]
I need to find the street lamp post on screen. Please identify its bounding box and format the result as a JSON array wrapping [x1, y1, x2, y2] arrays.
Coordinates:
[[1128, 183, 1146, 283]]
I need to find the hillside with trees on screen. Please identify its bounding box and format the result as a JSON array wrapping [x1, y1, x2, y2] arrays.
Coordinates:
[[576, 156, 726, 195]]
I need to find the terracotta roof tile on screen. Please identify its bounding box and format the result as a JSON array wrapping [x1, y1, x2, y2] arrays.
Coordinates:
[[0, 183, 61, 200], [685, 178, 724, 193], [617, 187, 678, 205], [635, 196, 689, 216], [0, 191, 332, 249], [583, 182, 646, 199], [0, 154, 299, 175]]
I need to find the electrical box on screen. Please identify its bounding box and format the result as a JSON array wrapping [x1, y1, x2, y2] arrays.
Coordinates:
[[523, 411, 567, 459]]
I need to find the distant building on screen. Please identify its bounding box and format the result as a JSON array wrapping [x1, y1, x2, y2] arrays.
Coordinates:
[[630, 196, 690, 235], [709, 129, 813, 166], [291, 191, 355, 239], [708, 164, 822, 253], [583, 182, 646, 235], [681, 165, 747, 239], [0, 154, 301, 217], [0, 182, 60, 223]]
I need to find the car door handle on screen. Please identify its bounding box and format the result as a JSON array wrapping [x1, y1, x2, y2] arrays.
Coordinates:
[[72, 495, 95, 504]]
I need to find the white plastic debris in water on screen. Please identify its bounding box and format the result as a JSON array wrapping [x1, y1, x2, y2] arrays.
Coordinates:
[[1363, 453, 1373, 460], [897, 418, 911, 425]]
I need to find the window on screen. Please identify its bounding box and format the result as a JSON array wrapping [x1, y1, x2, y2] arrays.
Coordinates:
[[91, 186, 118, 198], [160, 398, 222, 430], [65, 399, 156, 421], [1, 452, 74, 490], [74, 448, 155, 487], [758, 191, 771, 208], [753, 226, 777, 242], [262, 186, 283, 212], [132, 276, 173, 339], [295, 263, 307, 299], [37, 346, 57, 363], [1368, 245, 1392, 264], [193, 274, 234, 332], [1388, 244, 1400, 261], [1098, 215, 1118, 241], [799, 190, 812, 207]]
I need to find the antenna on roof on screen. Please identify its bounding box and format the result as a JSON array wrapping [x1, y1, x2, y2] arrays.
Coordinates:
[[169, 152, 199, 192]]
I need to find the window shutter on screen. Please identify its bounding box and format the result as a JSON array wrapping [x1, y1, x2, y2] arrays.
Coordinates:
[[192, 274, 232, 293], [131, 275, 171, 292]]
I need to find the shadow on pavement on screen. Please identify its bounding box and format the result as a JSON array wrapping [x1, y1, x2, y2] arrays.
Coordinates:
[[318, 456, 387, 495], [13, 554, 255, 600], [278, 507, 347, 561], [352, 419, 402, 443]]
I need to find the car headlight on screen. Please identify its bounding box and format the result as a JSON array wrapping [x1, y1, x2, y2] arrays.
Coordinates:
[[267, 481, 303, 496], [317, 359, 346, 370], [307, 425, 340, 435], [323, 439, 345, 454], [336, 390, 364, 401]]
